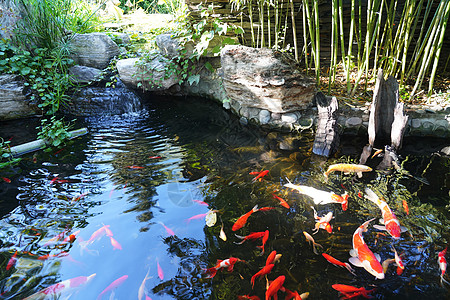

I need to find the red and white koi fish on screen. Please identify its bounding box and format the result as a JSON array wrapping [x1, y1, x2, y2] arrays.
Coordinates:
[[251, 263, 274, 288], [6, 251, 17, 271], [257, 230, 269, 254], [364, 188, 406, 239], [157, 260, 164, 280], [265, 275, 285, 300], [265, 250, 282, 266], [322, 253, 355, 275], [62, 230, 80, 244], [303, 231, 323, 255], [331, 284, 375, 300], [311, 206, 333, 234], [284, 179, 348, 211], [438, 247, 449, 285], [158, 221, 175, 236], [232, 205, 259, 231], [324, 163, 372, 179], [235, 231, 266, 245], [23, 273, 96, 300], [392, 246, 405, 275], [272, 193, 290, 209], [349, 218, 384, 279], [138, 268, 152, 300], [205, 257, 243, 278], [251, 170, 269, 182], [97, 275, 128, 300]]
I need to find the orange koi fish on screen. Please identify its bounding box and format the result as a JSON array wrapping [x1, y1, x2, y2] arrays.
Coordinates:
[[349, 218, 384, 279], [158, 221, 175, 236], [232, 205, 259, 231], [311, 206, 333, 234], [6, 251, 17, 271], [251, 170, 269, 182], [257, 230, 269, 254], [251, 264, 274, 288], [1, 177, 11, 183], [97, 275, 128, 300], [258, 207, 276, 212], [324, 163, 372, 179], [272, 194, 290, 209], [205, 257, 243, 278], [284, 179, 348, 211], [238, 295, 261, 300], [149, 156, 162, 159], [331, 284, 375, 300], [371, 148, 384, 159], [303, 231, 323, 255], [23, 273, 96, 300], [192, 199, 209, 206], [402, 199, 409, 215], [282, 287, 309, 300], [265, 275, 285, 300], [109, 237, 122, 250], [157, 260, 164, 280], [186, 213, 208, 223], [392, 246, 405, 275], [265, 250, 282, 266], [322, 253, 355, 275], [364, 188, 406, 239], [126, 165, 144, 169], [235, 231, 266, 244], [61, 230, 80, 244], [72, 192, 88, 202], [438, 247, 449, 285]]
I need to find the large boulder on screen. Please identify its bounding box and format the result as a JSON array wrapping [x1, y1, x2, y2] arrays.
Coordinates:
[[220, 45, 316, 113], [116, 53, 179, 91], [0, 74, 39, 121], [69, 33, 120, 69]]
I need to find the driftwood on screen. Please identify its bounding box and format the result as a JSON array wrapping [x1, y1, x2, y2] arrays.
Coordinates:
[[312, 92, 340, 157], [360, 69, 408, 168]]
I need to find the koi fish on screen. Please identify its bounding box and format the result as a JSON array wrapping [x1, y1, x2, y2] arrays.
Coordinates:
[[158, 221, 175, 236], [1, 177, 11, 183], [205, 257, 242, 278], [23, 273, 96, 300], [258, 207, 276, 212], [219, 223, 227, 241], [42, 230, 67, 247], [349, 218, 384, 279], [282, 288, 309, 300], [364, 188, 406, 239], [232, 205, 259, 231], [138, 268, 151, 300], [251, 170, 269, 182], [265, 275, 285, 300], [324, 163, 372, 179], [303, 231, 323, 255], [272, 194, 290, 209], [402, 199, 409, 215], [126, 165, 144, 169], [371, 148, 384, 159], [192, 199, 209, 206], [110, 237, 122, 250], [157, 261, 164, 280], [438, 247, 449, 285], [256, 230, 269, 254], [149, 156, 162, 159], [284, 179, 348, 211], [238, 295, 260, 300], [392, 246, 405, 275], [186, 213, 208, 223], [97, 275, 128, 300], [331, 284, 375, 300], [311, 206, 333, 234], [38, 251, 69, 260], [382, 258, 395, 274], [251, 264, 274, 288], [6, 251, 17, 271], [235, 231, 266, 245], [265, 250, 282, 266], [72, 192, 88, 202], [322, 253, 355, 275]]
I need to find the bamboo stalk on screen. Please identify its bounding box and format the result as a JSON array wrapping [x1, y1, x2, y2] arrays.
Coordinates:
[[290, 0, 298, 61], [267, 0, 271, 48], [302, 0, 309, 72], [314, 0, 320, 84], [347, 0, 355, 94]]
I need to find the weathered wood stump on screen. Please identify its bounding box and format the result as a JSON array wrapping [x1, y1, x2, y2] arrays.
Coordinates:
[[312, 92, 340, 157], [360, 69, 408, 168]]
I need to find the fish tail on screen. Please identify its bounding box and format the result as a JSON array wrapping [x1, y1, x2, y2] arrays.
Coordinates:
[[344, 263, 356, 275], [364, 188, 382, 206], [312, 242, 322, 255], [205, 267, 217, 278], [441, 275, 450, 286]]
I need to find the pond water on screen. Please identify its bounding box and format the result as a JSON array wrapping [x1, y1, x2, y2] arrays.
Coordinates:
[[0, 94, 449, 300]]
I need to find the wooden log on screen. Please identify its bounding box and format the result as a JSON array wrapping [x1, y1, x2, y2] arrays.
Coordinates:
[[312, 91, 340, 157]]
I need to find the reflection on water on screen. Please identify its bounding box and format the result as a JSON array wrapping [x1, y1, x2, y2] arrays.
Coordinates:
[[0, 95, 449, 299]]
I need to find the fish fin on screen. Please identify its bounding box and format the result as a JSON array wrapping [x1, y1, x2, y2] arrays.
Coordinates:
[[379, 218, 385, 225], [252, 205, 259, 212], [349, 257, 363, 267], [361, 259, 373, 271], [344, 263, 356, 275], [374, 253, 381, 262], [400, 226, 408, 233], [373, 224, 387, 231], [357, 171, 363, 178], [382, 258, 395, 273], [349, 249, 358, 257]]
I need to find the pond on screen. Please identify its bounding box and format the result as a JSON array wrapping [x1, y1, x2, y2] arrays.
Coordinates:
[[0, 94, 449, 299]]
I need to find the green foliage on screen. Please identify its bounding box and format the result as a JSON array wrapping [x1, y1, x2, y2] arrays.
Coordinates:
[[118, 0, 183, 15], [37, 116, 74, 148], [0, 138, 21, 169]]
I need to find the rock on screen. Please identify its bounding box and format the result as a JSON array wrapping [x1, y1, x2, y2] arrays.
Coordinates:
[[69, 33, 120, 69], [0, 74, 39, 121], [69, 65, 102, 84], [116, 54, 179, 91], [156, 33, 183, 57], [107, 32, 131, 45], [220, 45, 316, 113], [259, 110, 271, 124]]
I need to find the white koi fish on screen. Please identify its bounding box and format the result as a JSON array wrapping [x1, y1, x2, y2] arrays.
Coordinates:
[[349, 218, 384, 280], [364, 188, 406, 239], [311, 206, 333, 234]]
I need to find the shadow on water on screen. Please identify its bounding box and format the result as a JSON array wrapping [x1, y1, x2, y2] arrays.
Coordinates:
[[0, 93, 448, 299]]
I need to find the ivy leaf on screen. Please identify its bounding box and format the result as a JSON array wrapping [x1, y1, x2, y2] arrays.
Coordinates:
[[187, 74, 200, 86], [205, 61, 215, 73]]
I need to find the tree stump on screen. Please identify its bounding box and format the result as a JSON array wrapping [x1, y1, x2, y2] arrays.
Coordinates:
[[312, 92, 340, 157]]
